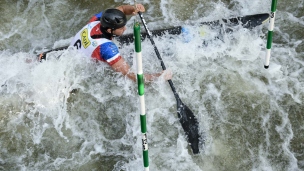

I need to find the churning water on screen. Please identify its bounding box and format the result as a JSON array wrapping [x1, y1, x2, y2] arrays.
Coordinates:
[[0, 0, 303, 170]]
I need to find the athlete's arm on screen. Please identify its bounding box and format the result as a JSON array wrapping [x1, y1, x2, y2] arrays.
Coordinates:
[[111, 58, 136, 82], [116, 4, 145, 15], [111, 58, 172, 83], [89, 4, 145, 22]]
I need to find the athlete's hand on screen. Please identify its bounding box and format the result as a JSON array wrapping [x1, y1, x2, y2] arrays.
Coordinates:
[[161, 69, 173, 81], [133, 4, 145, 15]]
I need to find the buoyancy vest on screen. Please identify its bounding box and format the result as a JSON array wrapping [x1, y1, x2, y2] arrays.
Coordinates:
[[70, 21, 121, 65]]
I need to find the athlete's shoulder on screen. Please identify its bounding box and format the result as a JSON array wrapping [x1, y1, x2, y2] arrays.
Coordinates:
[[95, 41, 121, 65], [100, 41, 119, 57], [89, 11, 103, 22]]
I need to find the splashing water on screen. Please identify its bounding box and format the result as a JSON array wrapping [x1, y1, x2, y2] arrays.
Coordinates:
[[0, 0, 303, 170]]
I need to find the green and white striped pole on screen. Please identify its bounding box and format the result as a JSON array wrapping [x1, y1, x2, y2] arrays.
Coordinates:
[[134, 22, 149, 171], [264, 0, 278, 69]]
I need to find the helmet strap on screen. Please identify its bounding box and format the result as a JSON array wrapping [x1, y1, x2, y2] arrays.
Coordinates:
[[100, 26, 113, 39], [111, 29, 119, 37]]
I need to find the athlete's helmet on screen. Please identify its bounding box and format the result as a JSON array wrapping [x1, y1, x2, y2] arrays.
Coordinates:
[[100, 9, 127, 29]]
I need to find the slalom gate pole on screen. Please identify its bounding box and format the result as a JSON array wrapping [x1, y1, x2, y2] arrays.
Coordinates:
[[264, 0, 278, 69], [134, 21, 149, 171]]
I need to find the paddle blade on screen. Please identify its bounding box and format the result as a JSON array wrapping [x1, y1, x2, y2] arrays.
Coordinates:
[[177, 100, 200, 154]]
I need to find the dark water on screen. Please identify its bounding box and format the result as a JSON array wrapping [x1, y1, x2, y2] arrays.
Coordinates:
[[0, 0, 303, 170]]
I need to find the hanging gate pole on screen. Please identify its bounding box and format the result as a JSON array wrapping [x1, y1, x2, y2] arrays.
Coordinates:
[[134, 22, 149, 171], [264, 0, 278, 69]]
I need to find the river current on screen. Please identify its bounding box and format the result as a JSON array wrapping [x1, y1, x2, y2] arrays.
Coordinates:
[[0, 0, 303, 170]]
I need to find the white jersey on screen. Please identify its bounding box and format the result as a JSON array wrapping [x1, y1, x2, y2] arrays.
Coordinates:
[[70, 21, 121, 65]]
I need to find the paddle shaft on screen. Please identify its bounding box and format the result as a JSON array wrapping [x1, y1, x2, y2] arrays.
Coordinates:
[[138, 12, 201, 154], [137, 12, 180, 100]]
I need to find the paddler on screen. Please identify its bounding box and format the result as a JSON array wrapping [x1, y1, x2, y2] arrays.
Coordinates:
[[69, 4, 172, 82]]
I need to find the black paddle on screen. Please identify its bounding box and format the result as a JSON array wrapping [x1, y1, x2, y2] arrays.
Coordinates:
[[138, 12, 201, 154]]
